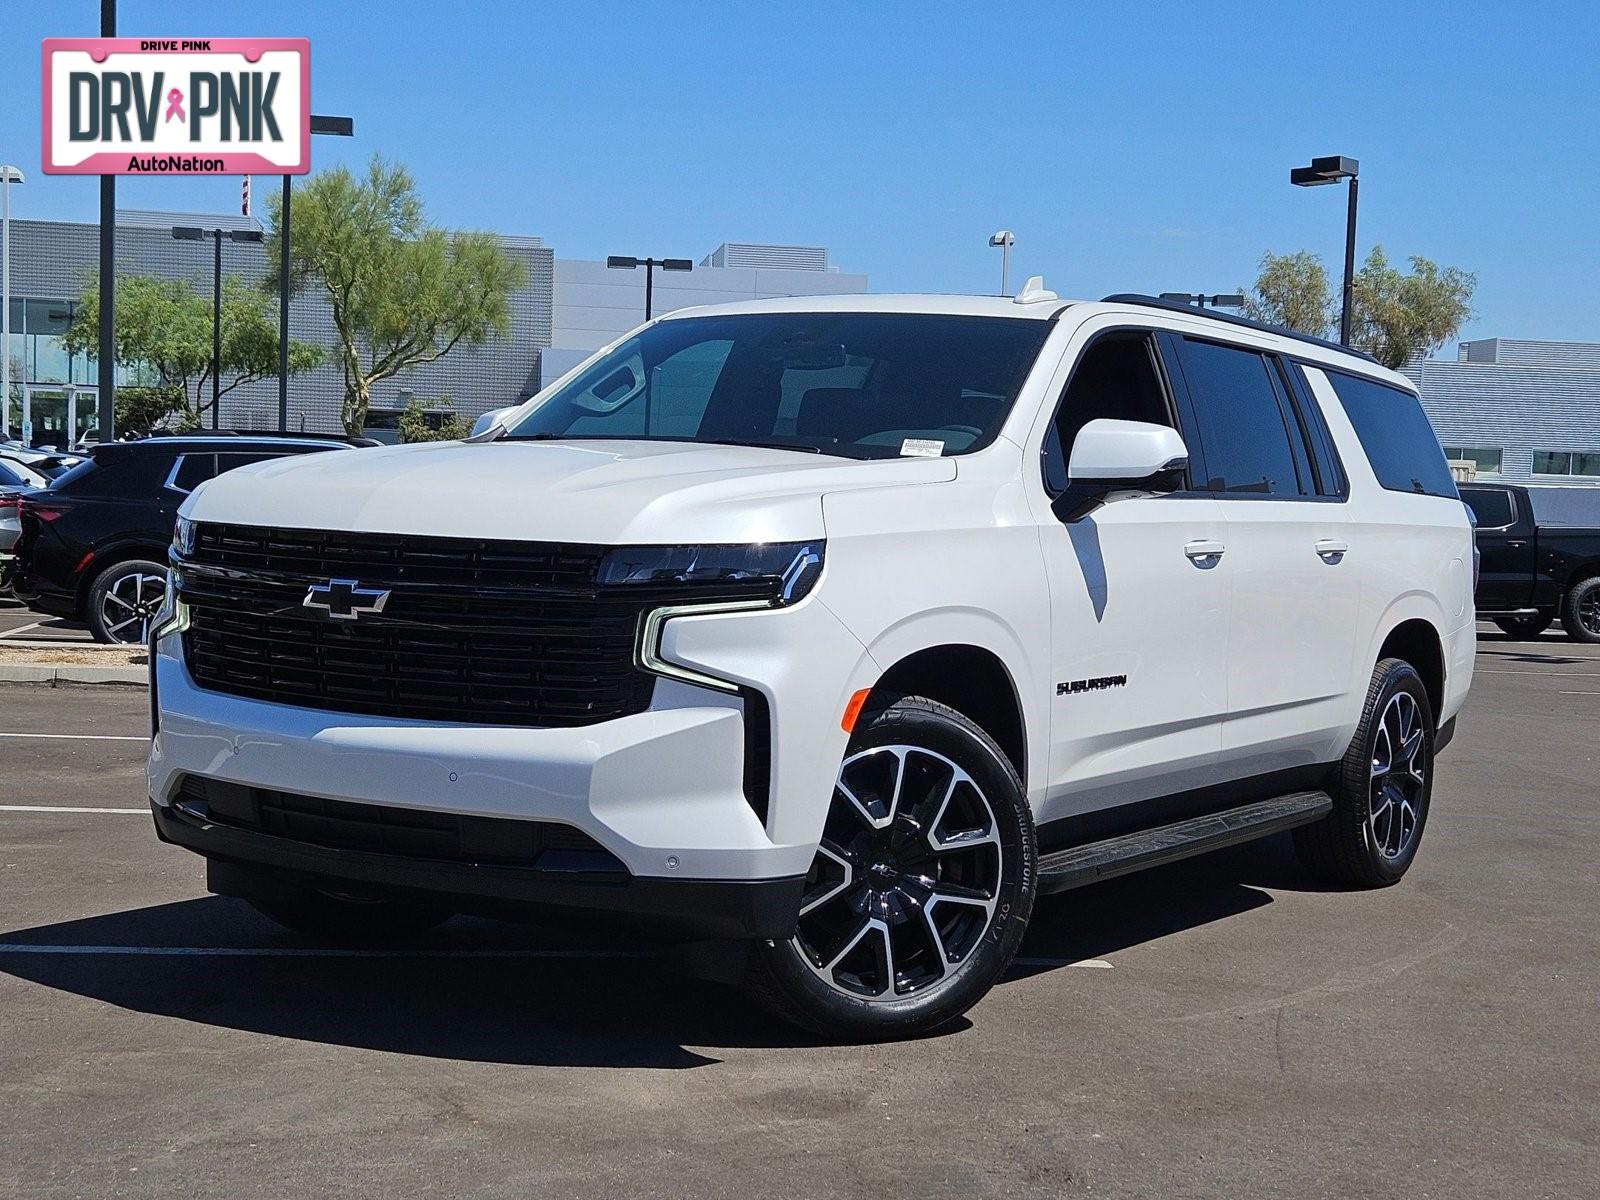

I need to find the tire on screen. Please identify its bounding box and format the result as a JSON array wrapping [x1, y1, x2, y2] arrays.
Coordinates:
[[747, 695, 1036, 1041], [1294, 658, 1434, 888], [249, 889, 453, 942], [1560, 576, 1600, 644], [85, 558, 169, 644], [1493, 613, 1552, 639]]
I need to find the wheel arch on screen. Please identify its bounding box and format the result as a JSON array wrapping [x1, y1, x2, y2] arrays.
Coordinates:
[[75, 541, 169, 614], [1560, 558, 1600, 592], [1375, 617, 1445, 725], [864, 643, 1029, 789]]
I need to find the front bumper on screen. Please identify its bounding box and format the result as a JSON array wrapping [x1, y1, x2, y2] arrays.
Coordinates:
[[151, 797, 805, 940]]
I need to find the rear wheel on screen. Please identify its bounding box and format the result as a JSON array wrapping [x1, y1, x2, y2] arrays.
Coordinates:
[[249, 889, 453, 942], [1493, 612, 1552, 639], [1294, 658, 1434, 887], [748, 695, 1035, 1041], [85, 558, 168, 644], [1560, 576, 1600, 644]]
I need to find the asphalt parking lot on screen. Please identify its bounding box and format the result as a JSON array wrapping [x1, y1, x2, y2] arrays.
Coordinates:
[[1, 630, 1596, 1199]]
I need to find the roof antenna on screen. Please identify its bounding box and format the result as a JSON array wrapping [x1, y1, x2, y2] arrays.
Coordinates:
[[1014, 275, 1057, 304]]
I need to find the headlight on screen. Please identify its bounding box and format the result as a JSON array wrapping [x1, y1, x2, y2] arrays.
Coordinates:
[[173, 515, 196, 558], [597, 541, 823, 605]]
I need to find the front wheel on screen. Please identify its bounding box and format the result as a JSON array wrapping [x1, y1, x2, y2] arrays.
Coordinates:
[[1561, 576, 1600, 644], [1294, 658, 1434, 887], [747, 695, 1036, 1041]]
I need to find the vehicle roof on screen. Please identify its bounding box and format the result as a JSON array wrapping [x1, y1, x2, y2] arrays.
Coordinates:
[[659, 292, 1070, 321], [656, 292, 1409, 388]]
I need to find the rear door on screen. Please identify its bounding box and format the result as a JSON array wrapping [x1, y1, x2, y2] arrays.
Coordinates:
[[1461, 485, 1534, 610], [1164, 334, 1361, 777]]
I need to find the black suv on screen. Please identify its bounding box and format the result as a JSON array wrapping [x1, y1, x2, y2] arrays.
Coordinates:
[[11, 434, 358, 643]]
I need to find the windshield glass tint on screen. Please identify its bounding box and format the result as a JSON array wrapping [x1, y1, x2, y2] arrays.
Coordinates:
[[505, 313, 1052, 458]]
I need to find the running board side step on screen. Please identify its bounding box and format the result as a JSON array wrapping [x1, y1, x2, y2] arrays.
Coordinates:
[[1037, 790, 1333, 893]]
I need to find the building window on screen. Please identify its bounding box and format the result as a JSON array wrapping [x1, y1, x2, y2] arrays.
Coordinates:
[[1442, 446, 1503, 476], [1534, 451, 1600, 478]]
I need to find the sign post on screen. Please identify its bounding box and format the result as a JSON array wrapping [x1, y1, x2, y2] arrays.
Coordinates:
[[43, 35, 310, 436]]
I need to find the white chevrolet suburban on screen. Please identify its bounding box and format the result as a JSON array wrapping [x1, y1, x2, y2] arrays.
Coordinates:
[[147, 287, 1475, 1039]]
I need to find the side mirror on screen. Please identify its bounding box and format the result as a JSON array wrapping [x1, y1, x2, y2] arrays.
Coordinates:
[[1068, 419, 1188, 485], [469, 406, 517, 438]]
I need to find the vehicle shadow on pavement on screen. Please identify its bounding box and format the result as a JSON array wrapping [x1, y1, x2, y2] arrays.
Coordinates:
[[0, 896, 835, 1069], [1008, 833, 1312, 980], [0, 837, 1325, 1063]]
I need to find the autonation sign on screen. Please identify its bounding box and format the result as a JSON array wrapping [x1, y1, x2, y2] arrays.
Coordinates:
[[42, 38, 309, 175]]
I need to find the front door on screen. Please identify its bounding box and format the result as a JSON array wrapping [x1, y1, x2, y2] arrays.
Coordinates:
[[1030, 326, 1233, 825]]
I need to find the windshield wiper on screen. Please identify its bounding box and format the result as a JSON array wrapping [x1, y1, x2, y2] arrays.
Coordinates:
[[693, 438, 829, 455]]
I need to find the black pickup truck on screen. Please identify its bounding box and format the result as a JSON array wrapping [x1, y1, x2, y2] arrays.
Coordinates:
[[1461, 482, 1600, 642]]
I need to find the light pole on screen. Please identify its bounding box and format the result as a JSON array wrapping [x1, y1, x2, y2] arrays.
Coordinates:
[[1159, 292, 1246, 311], [278, 113, 355, 431], [173, 226, 264, 429], [1, 165, 22, 441], [1290, 155, 1360, 345], [988, 230, 1015, 296], [606, 255, 693, 321]]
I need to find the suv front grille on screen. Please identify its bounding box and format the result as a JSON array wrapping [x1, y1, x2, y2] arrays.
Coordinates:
[[176, 775, 623, 872], [179, 524, 655, 728]]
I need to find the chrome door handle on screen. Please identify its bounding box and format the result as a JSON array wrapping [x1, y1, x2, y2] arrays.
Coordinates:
[[1185, 539, 1226, 563], [1315, 538, 1349, 561]]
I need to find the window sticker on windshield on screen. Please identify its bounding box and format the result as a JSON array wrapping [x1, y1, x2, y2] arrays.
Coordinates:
[[900, 438, 945, 458]]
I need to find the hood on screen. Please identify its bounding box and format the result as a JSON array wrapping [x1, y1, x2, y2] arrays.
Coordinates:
[[183, 439, 957, 544]]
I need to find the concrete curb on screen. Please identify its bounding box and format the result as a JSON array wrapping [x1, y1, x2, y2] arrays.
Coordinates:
[[0, 664, 148, 686]]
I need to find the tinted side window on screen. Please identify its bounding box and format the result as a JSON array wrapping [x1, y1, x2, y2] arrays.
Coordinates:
[[1280, 361, 1349, 498], [1042, 332, 1176, 494], [170, 454, 216, 492], [1172, 338, 1306, 496], [1322, 369, 1457, 498], [1461, 488, 1514, 528]]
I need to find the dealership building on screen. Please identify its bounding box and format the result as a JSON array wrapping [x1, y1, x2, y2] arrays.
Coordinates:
[[1404, 339, 1600, 485], [1, 211, 867, 444]]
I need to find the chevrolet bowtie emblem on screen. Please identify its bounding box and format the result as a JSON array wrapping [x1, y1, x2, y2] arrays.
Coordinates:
[[303, 578, 391, 621]]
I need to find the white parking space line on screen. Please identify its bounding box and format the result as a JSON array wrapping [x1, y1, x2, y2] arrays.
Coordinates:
[[1013, 957, 1114, 969], [1558, 691, 1600, 696], [0, 620, 45, 639], [0, 944, 650, 959], [1478, 670, 1600, 677], [0, 733, 149, 741], [0, 805, 147, 814]]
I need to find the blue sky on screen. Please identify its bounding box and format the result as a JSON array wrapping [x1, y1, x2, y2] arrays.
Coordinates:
[[6, 0, 1598, 345]]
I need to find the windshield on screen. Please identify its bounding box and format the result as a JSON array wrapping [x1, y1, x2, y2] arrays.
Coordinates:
[[504, 312, 1052, 459]]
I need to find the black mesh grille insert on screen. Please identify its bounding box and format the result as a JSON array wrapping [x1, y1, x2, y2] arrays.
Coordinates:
[[176, 775, 623, 871], [179, 523, 655, 728]]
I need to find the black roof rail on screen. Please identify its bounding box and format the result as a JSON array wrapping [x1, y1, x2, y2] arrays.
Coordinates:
[[1099, 293, 1382, 365], [142, 428, 380, 447]]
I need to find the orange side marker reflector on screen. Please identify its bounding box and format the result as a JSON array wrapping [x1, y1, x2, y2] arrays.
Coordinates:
[[841, 688, 872, 733]]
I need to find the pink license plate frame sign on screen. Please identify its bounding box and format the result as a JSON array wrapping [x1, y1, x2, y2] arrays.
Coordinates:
[[42, 38, 310, 176]]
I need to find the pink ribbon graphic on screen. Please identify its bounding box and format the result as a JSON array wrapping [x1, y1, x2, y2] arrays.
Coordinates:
[[164, 88, 185, 123]]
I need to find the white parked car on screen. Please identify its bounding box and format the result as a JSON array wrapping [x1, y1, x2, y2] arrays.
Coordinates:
[[148, 287, 1474, 1039]]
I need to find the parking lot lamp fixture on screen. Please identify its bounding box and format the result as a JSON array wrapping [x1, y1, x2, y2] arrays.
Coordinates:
[[607, 255, 693, 321], [1290, 155, 1360, 345], [988, 230, 1015, 296], [1, 165, 22, 439], [173, 226, 265, 428]]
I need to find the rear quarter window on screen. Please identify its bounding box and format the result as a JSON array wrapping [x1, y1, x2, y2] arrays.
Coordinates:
[[1321, 369, 1457, 499]]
